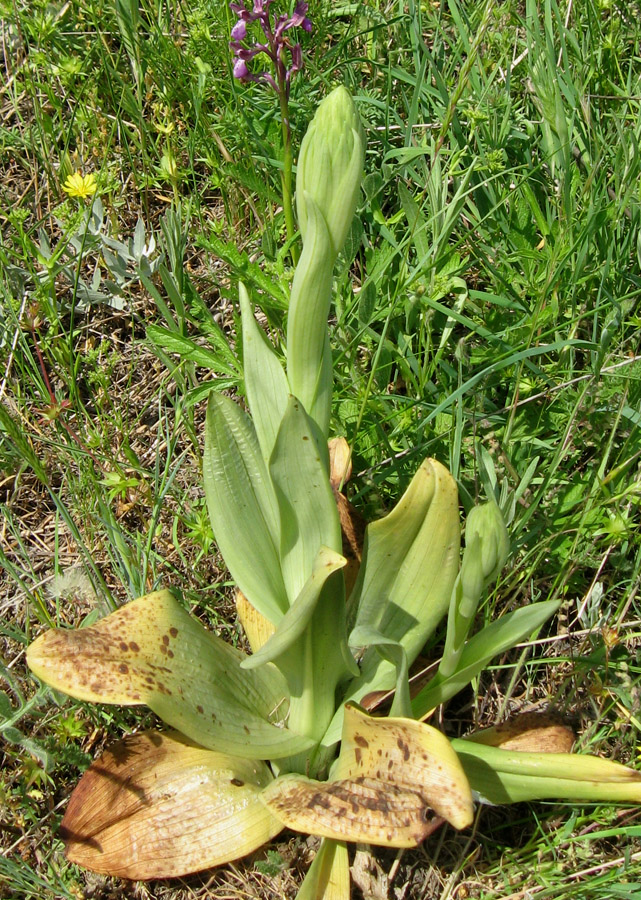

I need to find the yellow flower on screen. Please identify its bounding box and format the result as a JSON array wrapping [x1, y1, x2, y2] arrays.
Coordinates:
[[62, 171, 97, 198]]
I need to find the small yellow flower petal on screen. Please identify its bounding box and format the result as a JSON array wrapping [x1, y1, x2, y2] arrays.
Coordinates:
[[62, 171, 97, 198]]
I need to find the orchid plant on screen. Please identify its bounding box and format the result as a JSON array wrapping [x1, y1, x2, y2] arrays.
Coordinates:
[[27, 86, 641, 897]]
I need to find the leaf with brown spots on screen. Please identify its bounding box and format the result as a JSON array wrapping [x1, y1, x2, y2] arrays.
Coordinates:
[[61, 730, 284, 879], [260, 771, 439, 848], [27, 590, 314, 759], [333, 705, 474, 830], [260, 705, 473, 846]]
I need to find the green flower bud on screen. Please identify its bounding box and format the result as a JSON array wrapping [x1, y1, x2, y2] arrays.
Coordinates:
[[461, 502, 509, 593], [296, 85, 365, 256]]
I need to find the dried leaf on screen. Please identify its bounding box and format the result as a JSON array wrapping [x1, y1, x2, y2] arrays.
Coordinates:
[[328, 437, 352, 489], [61, 730, 284, 879], [333, 489, 366, 598], [464, 712, 575, 753]]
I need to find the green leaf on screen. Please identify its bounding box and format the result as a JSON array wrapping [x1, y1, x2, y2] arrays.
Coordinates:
[[61, 730, 284, 878], [269, 396, 341, 603], [348, 627, 411, 719], [204, 392, 288, 623], [411, 600, 560, 717], [238, 282, 289, 464], [348, 459, 460, 690], [242, 547, 347, 670], [296, 839, 350, 900], [27, 591, 314, 759], [452, 739, 641, 805], [398, 181, 429, 261]]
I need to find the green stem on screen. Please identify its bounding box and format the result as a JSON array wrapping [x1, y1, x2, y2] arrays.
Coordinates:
[[278, 84, 299, 266]]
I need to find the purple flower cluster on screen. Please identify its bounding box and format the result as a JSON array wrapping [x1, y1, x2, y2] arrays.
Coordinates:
[[229, 1, 312, 97]]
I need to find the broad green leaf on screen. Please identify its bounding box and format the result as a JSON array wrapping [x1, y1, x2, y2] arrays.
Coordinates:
[[204, 392, 288, 623], [296, 838, 350, 900], [411, 600, 560, 718], [286, 194, 335, 437], [334, 705, 474, 830], [452, 739, 641, 805], [61, 730, 284, 878], [351, 458, 459, 662], [349, 458, 436, 630], [242, 547, 347, 670], [325, 459, 459, 746], [27, 591, 314, 759], [238, 282, 289, 464], [269, 396, 341, 603]]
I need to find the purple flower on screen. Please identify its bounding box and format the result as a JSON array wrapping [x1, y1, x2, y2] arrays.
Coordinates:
[[229, 1, 312, 98]]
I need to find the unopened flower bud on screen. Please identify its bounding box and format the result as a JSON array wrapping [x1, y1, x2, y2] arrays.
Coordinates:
[[296, 85, 365, 256], [461, 502, 509, 598]]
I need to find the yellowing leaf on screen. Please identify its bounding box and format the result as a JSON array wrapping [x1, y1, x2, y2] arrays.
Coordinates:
[[260, 772, 437, 848], [328, 437, 352, 489], [296, 838, 350, 900], [27, 590, 313, 759], [236, 589, 276, 653], [335, 705, 474, 830], [260, 706, 473, 847], [61, 730, 284, 879]]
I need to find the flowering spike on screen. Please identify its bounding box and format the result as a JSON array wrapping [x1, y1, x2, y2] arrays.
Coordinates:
[[229, 0, 311, 96]]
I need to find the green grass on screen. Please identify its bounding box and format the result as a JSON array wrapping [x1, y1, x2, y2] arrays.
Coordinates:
[[1, 0, 641, 896]]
